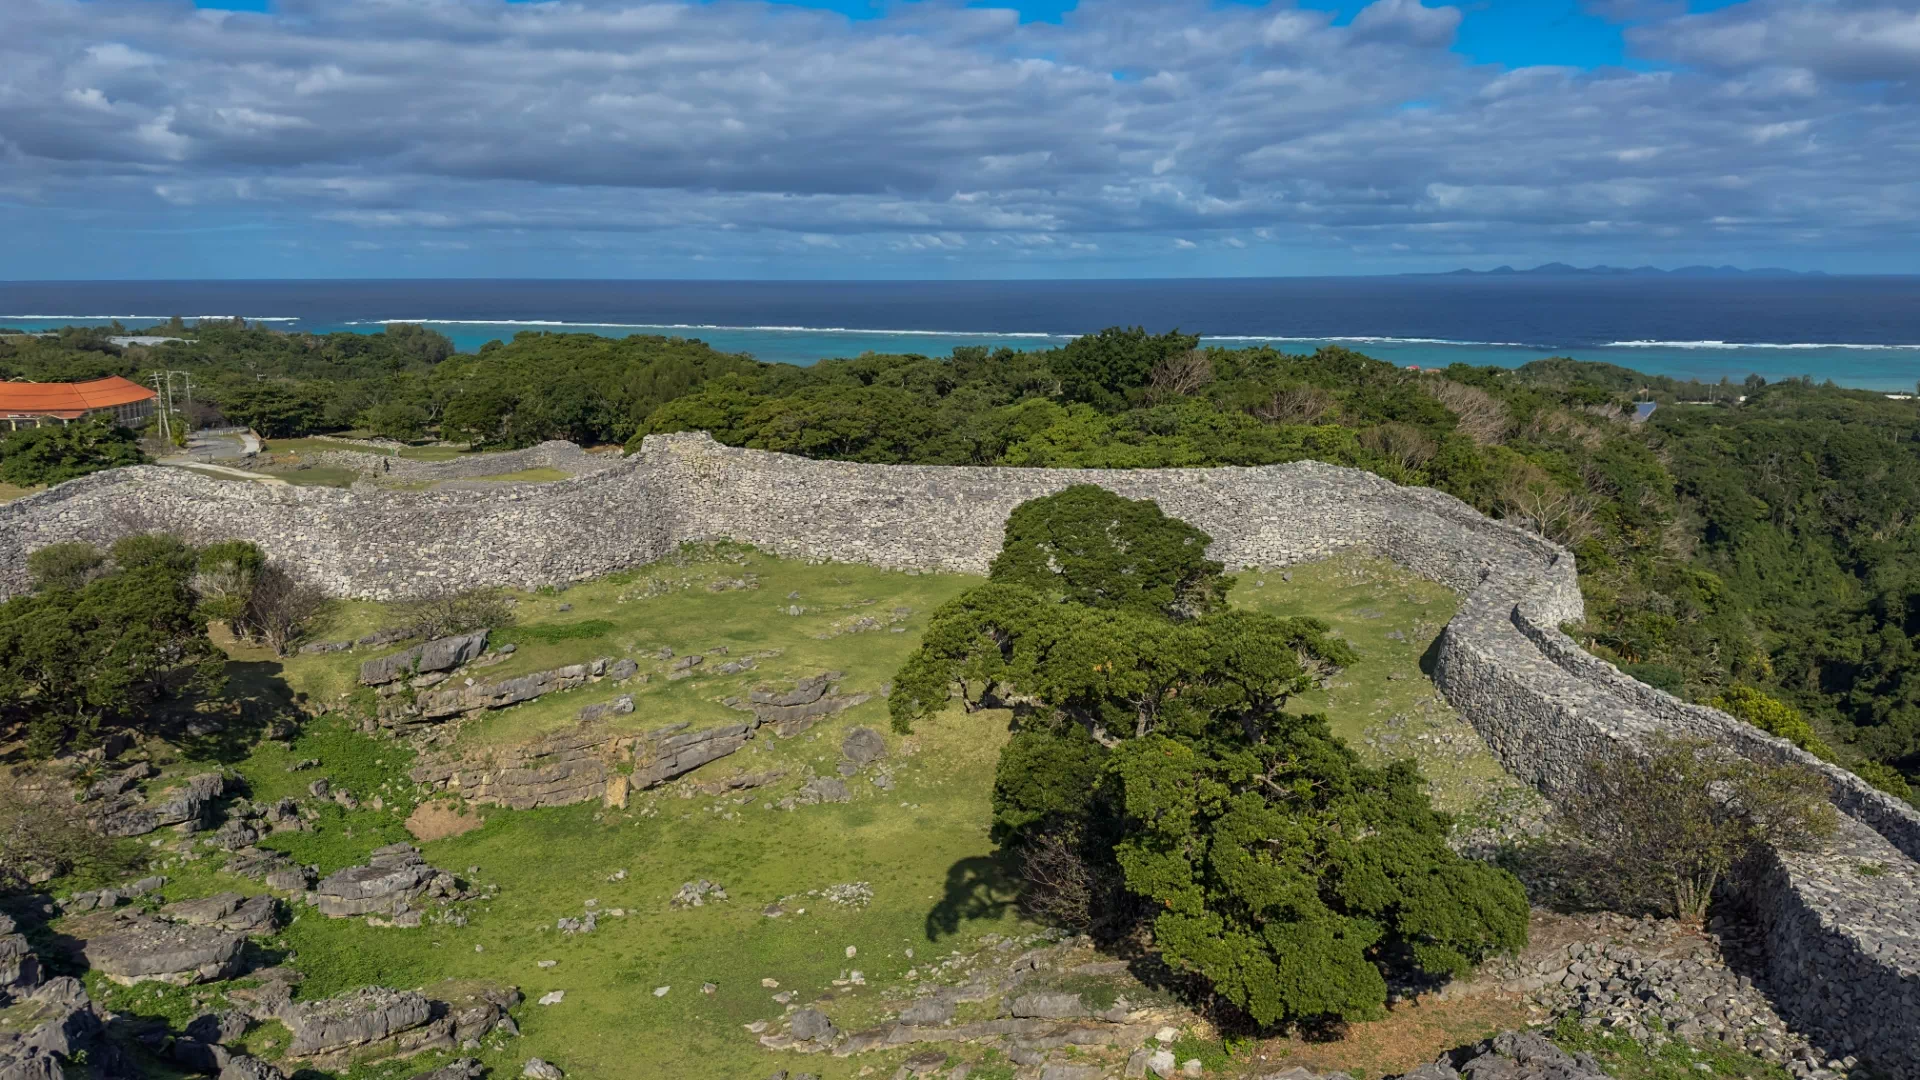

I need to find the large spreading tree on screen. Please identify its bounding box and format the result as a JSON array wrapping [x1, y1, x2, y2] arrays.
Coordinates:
[[892, 486, 1529, 1028]]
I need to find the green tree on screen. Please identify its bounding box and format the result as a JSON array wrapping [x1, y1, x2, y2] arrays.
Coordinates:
[[221, 383, 326, 438], [0, 550, 224, 755], [192, 540, 267, 631], [26, 542, 105, 592], [359, 399, 431, 442], [1050, 327, 1200, 410], [988, 485, 1228, 619], [894, 493, 1524, 1028], [0, 417, 146, 486]]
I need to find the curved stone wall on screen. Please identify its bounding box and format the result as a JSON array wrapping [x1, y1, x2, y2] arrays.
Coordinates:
[[1, 430, 1914, 1072]]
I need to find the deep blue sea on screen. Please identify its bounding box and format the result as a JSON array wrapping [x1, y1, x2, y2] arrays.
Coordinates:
[[4, 277, 1919, 390]]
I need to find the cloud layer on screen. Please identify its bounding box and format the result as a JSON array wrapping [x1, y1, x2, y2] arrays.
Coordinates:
[[2, 0, 1916, 276]]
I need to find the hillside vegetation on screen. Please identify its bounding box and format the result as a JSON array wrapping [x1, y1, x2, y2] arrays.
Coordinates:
[[8, 321, 1920, 796], [44, 545, 1543, 1079]]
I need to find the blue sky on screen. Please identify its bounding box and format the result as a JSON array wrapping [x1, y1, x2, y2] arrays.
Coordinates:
[[3, 0, 1917, 278]]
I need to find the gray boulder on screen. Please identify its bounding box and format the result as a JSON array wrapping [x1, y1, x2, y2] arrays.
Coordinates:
[[265, 864, 317, 893], [219, 1057, 289, 1080], [360, 631, 489, 686], [186, 1009, 252, 1045], [312, 844, 438, 917], [412, 1058, 485, 1080], [417, 663, 595, 719], [577, 695, 634, 723], [523, 1059, 564, 1080], [1408, 1031, 1609, 1080], [607, 658, 639, 681], [0, 925, 40, 991], [840, 727, 887, 768], [284, 987, 432, 1057], [81, 915, 246, 985], [787, 1007, 838, 1044], [799, 777, 850, 804], [169, 1036, 231, 1074], [162, 892, 281, 934], [897, 997, 955, 1026]]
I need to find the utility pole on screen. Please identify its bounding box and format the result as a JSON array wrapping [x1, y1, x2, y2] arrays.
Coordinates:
[[149, 369, 192, 444], [149, 371, 172, 443]]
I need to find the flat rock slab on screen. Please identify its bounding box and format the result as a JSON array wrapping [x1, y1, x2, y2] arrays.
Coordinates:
[[285, 987, 432, 1057], [161, 892, 281, 934], [81, 915, 246, 985], [418, 663, 596, 719], [360, 631, 489, 686], [312, 844, 442, 917]]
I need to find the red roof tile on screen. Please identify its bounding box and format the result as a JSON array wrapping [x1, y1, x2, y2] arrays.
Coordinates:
[[0, 376, 156, 420]]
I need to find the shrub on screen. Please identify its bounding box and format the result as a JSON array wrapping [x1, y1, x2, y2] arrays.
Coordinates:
[[239, 563, 333, 655], [1553, 734, 1837, 924], [27, 541, 105, 592], [394, 587, 515, 639], [110, 533, 196, 574], [1853, 761, 1917, 805], [0, 771, 136, 889], [192, 540, 267, 629], [1712, 686, 1837, 762]]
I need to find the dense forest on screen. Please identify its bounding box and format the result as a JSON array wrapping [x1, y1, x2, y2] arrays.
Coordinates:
[[6, 320, 1919, 798]]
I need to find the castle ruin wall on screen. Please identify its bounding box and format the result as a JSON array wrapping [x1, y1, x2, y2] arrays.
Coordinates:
[[0, 431, 1914, 1071]]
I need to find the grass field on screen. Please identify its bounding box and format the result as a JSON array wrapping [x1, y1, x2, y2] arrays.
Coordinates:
[[66, 549, 1547, 1080], [259, 436, 468, 462], [0, 482, 36, 503], [461, 467, 572, 484]]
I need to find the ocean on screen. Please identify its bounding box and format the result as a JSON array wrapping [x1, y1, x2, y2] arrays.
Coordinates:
[[4, 277, 1919, 390]]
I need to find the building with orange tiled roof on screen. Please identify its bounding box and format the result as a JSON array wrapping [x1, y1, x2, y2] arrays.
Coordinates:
[[0, 375, 158, 431]]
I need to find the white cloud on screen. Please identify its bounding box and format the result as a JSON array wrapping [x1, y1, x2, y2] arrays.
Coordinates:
[[0, 0, 1912, 271]]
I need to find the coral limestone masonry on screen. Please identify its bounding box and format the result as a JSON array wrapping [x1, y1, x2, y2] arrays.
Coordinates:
[[3, 431, 1917, 1075]]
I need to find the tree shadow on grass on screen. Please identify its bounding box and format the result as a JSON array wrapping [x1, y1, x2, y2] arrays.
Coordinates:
[[171, 659, 303, 765], [924, 851, 1022, 941]]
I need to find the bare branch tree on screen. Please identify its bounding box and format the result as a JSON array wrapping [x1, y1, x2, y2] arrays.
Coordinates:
[[1251, 385, 1334, 425], [1422, 378, 1511, 445], [393, 587, 515, 640], [1546, 735, 1836, 924], [240, 563, 334, 656], [1358, 422, 1438, 472], [1144, 349, 1215, 404], [1496, 460, 1599, 547]]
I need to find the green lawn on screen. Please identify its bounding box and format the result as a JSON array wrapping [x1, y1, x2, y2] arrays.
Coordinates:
[[69, 549, 1536, 1080], [459, 467, 572, 484]]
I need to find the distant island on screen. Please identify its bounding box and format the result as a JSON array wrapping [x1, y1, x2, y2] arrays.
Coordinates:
[[1428, 262, 1827, 278]]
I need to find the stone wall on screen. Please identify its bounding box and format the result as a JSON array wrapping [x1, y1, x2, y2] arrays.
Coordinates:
[[1, 431, 1915, 1072]]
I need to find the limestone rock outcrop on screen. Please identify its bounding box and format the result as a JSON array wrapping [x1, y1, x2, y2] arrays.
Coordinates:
[[79, 914, 247, 986], [359, 631, 490, 687], [308, 843, 461, 923], [284, 987, 434, 1057]]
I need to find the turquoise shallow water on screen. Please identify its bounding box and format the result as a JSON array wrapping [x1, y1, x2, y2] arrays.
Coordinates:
[[13, 317, 1916, 391], [7, 276, 1918, 390]]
